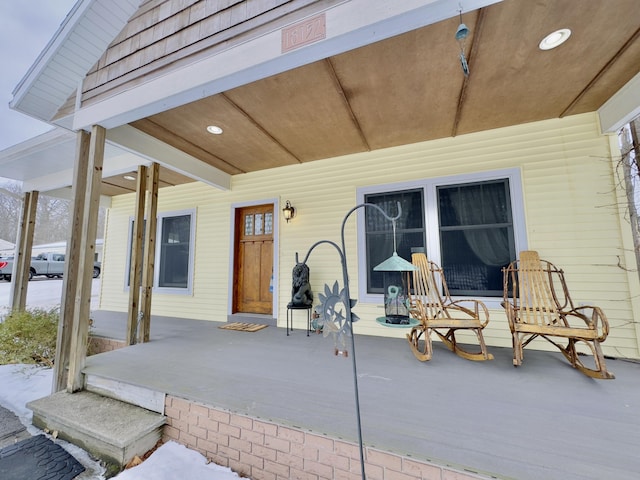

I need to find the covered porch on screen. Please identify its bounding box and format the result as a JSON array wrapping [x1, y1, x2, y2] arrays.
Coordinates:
[[82, 310, 640, 480]]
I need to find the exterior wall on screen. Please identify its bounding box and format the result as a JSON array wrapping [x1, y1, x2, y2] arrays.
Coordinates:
[[82, 0, 337, 106], [162, 394, 490, 480], [99, 112, 640, 359]]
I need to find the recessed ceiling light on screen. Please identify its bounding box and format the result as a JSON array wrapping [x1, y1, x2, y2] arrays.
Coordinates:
[[539, 28, 571, 50], [206, 125, 223, 135], [123, 175, 136, 181]]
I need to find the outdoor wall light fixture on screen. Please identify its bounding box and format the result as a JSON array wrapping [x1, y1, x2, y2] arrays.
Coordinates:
[[123, 175, 136, 181], [282, 200, 296, 222]]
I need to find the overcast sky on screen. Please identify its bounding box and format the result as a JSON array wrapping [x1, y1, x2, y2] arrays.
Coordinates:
[[0, 0, 78, 153]]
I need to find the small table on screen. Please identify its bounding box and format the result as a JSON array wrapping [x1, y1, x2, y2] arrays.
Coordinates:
[[286, 304, 312, 336]]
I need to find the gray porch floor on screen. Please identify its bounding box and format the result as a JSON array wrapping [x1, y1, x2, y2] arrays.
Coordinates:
[[85, 311, 640, 480]]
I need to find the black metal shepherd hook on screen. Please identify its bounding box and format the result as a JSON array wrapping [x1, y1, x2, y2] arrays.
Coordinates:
[[295, 202, 401, 480]]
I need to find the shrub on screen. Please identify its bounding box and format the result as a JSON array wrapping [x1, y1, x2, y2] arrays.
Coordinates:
[[0, 308, 59, 367]]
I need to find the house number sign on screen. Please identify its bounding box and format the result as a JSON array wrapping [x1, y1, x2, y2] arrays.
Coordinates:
[[281, 13, 326, 53]]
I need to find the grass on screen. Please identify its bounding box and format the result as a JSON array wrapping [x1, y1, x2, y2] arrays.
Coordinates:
[[0, 308, 59, 367]]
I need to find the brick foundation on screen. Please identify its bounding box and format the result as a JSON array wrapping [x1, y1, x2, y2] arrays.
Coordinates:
[[88, 336, 126, 355], [163, 395, 490, 480]]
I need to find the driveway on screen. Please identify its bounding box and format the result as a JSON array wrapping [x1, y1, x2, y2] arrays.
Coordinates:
[[0, 277, 100, 314]]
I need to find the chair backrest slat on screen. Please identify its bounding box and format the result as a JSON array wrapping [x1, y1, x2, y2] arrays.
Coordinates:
[[411, 253, 449, 319], [514, 251, 561, 326]]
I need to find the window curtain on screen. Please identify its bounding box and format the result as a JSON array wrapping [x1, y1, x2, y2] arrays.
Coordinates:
[[447, 183, 511, 266]]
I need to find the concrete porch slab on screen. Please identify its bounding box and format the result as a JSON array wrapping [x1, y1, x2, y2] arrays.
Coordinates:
[[85, 310, 640, 480]]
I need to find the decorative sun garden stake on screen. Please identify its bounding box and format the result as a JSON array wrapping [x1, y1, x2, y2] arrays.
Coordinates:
[[295, 202, 403, 480], [316, 281, 359, 356]]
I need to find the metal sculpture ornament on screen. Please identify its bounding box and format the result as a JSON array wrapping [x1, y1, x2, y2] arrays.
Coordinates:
[[294, 201, 401, 480], [316, 281, 359, 356]]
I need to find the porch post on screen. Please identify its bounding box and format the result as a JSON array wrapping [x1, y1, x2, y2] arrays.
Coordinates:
[[67, 125, 105, 393], [9, 190, 38, 311], [140, 163, 159, 343], [126, 165, 147, 345], [53, 130, 90, 392]]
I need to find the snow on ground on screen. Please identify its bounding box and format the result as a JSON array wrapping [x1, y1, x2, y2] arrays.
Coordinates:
[[0, 364, 245, 479], [0, 277, 100, 314]]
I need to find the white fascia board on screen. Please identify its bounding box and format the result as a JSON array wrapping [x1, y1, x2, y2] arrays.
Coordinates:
[[11, 0, 140, 122], [10, 0, 88, 108], [599, 71, 640, 133], [43, 186, 112, 208], [0, 128, 75, 164], [73, 0, 501, 130], [21, 145, 149, 193], [106, 125, 231, 190], [22, 170, 75, 193]]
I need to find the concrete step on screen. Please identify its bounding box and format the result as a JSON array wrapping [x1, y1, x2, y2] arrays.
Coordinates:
[[85, 374, 165, 414], [27, 390, 165, 477]]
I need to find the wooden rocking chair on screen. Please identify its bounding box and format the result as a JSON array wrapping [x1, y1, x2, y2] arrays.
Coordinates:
[[502, 251, 614, 379], [406, 253, 493, 361]]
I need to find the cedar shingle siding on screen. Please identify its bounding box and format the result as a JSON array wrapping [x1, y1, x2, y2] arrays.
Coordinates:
[[81, 0, 324, 105]]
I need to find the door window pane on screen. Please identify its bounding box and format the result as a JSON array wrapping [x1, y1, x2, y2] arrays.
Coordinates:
[[244, 215, 253, 236], [264, 213, 273, 234]]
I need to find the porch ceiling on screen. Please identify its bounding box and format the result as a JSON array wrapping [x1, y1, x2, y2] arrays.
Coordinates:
[[99, 167, 194, 197], [128, 0, 640, 176]]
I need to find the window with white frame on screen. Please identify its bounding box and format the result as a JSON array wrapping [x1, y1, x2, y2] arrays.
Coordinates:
[[357, 169, 526, 303], [126, 209, 195, 293]]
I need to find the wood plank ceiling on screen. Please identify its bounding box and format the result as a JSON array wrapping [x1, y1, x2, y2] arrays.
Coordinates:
[[100, 167, 194, 197], [130, 0, 640, 178]]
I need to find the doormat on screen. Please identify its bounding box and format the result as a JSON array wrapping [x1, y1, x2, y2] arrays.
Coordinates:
[[219, 322, 268, 332], [0, 434, 85, 480]]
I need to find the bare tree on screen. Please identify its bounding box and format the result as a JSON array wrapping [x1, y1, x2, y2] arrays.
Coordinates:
[[0, 182, 22, 243], [0, 182, 105, 246], [618, 118, 640, 275]]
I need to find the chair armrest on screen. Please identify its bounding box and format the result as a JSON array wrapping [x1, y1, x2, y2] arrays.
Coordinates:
[[448, 299, 490, 327], [565, 305, 610, 341], [501, 300, 517, 331], [409, 299, 426, 323]]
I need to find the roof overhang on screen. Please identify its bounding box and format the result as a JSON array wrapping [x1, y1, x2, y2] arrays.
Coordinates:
[[9, 0, 142, 126], [598, 71, 640, 133], [72, 0, 502, 131], [5, 0, 640, 196]]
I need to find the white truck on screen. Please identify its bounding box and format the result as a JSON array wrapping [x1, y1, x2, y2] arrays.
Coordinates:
[[0, 252, 101, 281]]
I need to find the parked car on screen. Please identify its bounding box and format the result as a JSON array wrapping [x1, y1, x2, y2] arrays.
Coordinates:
[[0, 252, 101, 281]]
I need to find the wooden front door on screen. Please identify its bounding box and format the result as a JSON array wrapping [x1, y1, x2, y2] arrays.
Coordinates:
[[233, 204, 274, 315]]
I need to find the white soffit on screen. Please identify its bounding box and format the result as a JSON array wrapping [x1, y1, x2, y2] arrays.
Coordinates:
[[10, 0, 141, 123], [0, 127, 149, 194], [0, 128, 76, 181], [73, 0, 502, 130], [598, 71, 640, 133], [33, 186, 112, 208]]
